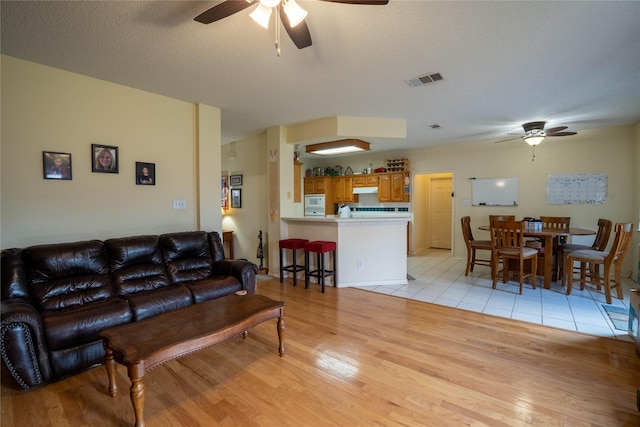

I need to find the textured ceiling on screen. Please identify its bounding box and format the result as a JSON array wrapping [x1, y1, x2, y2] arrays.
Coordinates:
[[2, 1, 639, 154]]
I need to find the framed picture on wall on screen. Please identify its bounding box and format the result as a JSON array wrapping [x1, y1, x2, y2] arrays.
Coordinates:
[[136, 162, 155, 185], [43, 151, 72, 180], [92, 144, 119, 173], [229, 174, 243, 186], [231, 188, 242, 208]]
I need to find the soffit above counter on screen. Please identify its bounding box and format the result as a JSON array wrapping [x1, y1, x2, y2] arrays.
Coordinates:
[[285, 116, 407, 145]]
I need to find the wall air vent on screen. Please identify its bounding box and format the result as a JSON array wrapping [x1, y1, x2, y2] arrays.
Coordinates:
[[405, 72, 444, 88]]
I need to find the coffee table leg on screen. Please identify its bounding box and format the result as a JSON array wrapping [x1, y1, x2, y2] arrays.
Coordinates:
[[277, 314, 285, 356], [103, 342, 117, 397], [128, 364, 145, 427]]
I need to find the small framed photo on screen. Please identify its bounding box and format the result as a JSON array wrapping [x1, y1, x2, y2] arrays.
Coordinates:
[[136, 162, 155, 186], [43, 151, 72, 180], [229, 174, 243, 186], [92, 144, 119, 173], [231, 188, 242, 208]]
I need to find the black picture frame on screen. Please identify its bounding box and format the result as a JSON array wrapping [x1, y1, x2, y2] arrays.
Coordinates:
[[43, 151, 72, 180], [231, 188, 242, 208], [136, 162, 156, 186], [92, 144, 119, 173], [230, 174, 243, 186]]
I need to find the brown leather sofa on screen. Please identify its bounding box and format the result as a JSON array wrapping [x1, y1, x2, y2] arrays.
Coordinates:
[[1, 230, 257, 389]]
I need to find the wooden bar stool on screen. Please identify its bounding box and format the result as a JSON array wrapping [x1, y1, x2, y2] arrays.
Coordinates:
[[279, 238, 308, 286], [304, 240, 337, 293]]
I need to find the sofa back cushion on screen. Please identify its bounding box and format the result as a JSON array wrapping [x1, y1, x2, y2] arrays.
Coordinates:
[[24, 240, 114, 312], [1, 248, 29, 301], [161, 231, 213, 284], [105, 235, 171, 295], [208, 232, 225, 263]]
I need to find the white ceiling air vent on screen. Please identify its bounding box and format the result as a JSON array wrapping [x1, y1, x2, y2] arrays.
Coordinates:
[[405, 72, 444, 88]]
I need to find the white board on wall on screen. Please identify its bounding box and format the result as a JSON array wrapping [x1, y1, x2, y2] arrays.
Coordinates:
[[471, 177, 518, 206]]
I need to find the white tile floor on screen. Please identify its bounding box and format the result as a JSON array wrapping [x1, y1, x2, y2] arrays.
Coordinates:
[[356, 248, 637, 341]]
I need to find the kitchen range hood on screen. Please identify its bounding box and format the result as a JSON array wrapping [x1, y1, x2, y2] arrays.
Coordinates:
[[353, 186, 378, 194]]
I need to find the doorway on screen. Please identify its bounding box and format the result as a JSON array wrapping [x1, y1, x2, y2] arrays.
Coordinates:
[[429, 176, 453, 249], [410, 172, 453, 254]]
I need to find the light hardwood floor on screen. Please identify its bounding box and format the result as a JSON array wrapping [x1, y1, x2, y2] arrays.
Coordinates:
[[3, 278, 640, 426]]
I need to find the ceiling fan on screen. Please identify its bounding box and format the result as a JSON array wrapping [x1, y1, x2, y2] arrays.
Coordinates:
[[494, 121, 577, 146], [495, 121, 577, 161], [194, 0, 389, 53]]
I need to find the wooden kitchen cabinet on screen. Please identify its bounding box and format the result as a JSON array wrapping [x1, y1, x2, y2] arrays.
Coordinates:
[[378, 172, 410, 202], [333, 176, 356, 203], [353, 175, 379, 187], [304, 177, 329, 194], [378, 174, 391, 201], [294, 161, 303, 202]]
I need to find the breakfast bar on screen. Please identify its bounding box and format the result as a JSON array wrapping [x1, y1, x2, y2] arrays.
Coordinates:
[[282, 216, 410, 288]]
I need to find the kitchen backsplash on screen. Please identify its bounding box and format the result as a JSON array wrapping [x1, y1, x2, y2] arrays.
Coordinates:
[[336, 193, 410, 216]]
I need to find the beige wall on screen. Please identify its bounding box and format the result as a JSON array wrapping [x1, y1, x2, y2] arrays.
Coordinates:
[[221, 132, 269, 266], [1, 55, 221, 248]]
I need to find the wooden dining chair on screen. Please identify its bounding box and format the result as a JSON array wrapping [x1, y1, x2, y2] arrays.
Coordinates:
[[490, 220, 538, 294], [563, 222, 633, 304], [558, 218, 612, 283], [460, 216, 492, 276], [489, 215, 515, 223], [538, 216, 571, 280]]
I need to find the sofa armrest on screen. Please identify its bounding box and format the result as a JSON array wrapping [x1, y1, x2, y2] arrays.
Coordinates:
[[213, 260, 258, 294], [1, 299, 52, 389]]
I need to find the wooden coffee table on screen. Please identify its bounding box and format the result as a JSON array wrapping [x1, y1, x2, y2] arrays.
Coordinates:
[[99, 293, 285, 427]]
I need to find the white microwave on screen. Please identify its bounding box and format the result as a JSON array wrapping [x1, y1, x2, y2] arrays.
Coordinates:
[[304, 194, 325, 217]]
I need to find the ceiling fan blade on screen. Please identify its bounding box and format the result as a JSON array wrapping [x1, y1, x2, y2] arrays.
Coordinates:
[[279, 7, 312, 49], [545, 126, 568, 134], [547, 131, 577, 137], [195, 1, 257, 24], [320, 0, 389, 4], [494, 137, 521, 144]]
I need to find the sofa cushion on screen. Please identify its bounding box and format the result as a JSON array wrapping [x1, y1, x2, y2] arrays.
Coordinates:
[[208, 232, 225, 263], [105, 235, 171, 295], [161, 232, 213, 284], [24, 240, 114, 311], [123, 285, 193, 321], [187, 276, 242, 304], [41, 297, 132, 350], [1, 248, 29, 300], [48, 340, 106, 380]]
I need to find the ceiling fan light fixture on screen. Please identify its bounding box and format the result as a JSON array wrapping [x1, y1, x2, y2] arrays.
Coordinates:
[[250, 3, 273, 29], [305, 139, 371, 156], [523, 133, 545, 146], [260, 0, 281, 8], [283, 0, 307, 28]]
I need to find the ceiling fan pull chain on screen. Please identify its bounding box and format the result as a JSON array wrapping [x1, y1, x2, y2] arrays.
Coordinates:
[[275, 4, 281, 56], [532, 146, 536, 162]]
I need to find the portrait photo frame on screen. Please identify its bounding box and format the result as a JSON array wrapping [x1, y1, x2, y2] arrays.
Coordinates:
[[136, 162, 156, 186], [91, 144, 119, 173], [231, 188, 242, 208], [229, 174, 243, 186], [43, 151, 72, 180]]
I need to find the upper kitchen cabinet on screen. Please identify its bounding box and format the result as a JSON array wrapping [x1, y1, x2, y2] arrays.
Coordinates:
[[304, 176, 329, 194], [334, 176, 356, 203], [379, 172, 410, 202], [353, 175, 379, 187]]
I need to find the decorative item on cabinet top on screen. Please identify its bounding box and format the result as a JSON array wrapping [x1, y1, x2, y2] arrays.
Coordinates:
[[386, 158, 409, 172]]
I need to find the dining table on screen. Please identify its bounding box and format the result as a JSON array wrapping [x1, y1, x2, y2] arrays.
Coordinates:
[[478, 224, 596, 289]]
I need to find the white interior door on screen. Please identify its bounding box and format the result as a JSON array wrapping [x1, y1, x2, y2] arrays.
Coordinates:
[[429, 177, 452, 249]]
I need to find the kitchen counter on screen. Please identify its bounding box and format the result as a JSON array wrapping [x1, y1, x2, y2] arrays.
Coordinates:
[[281, 216, 410, 288], [284, 215, 410, 222]]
